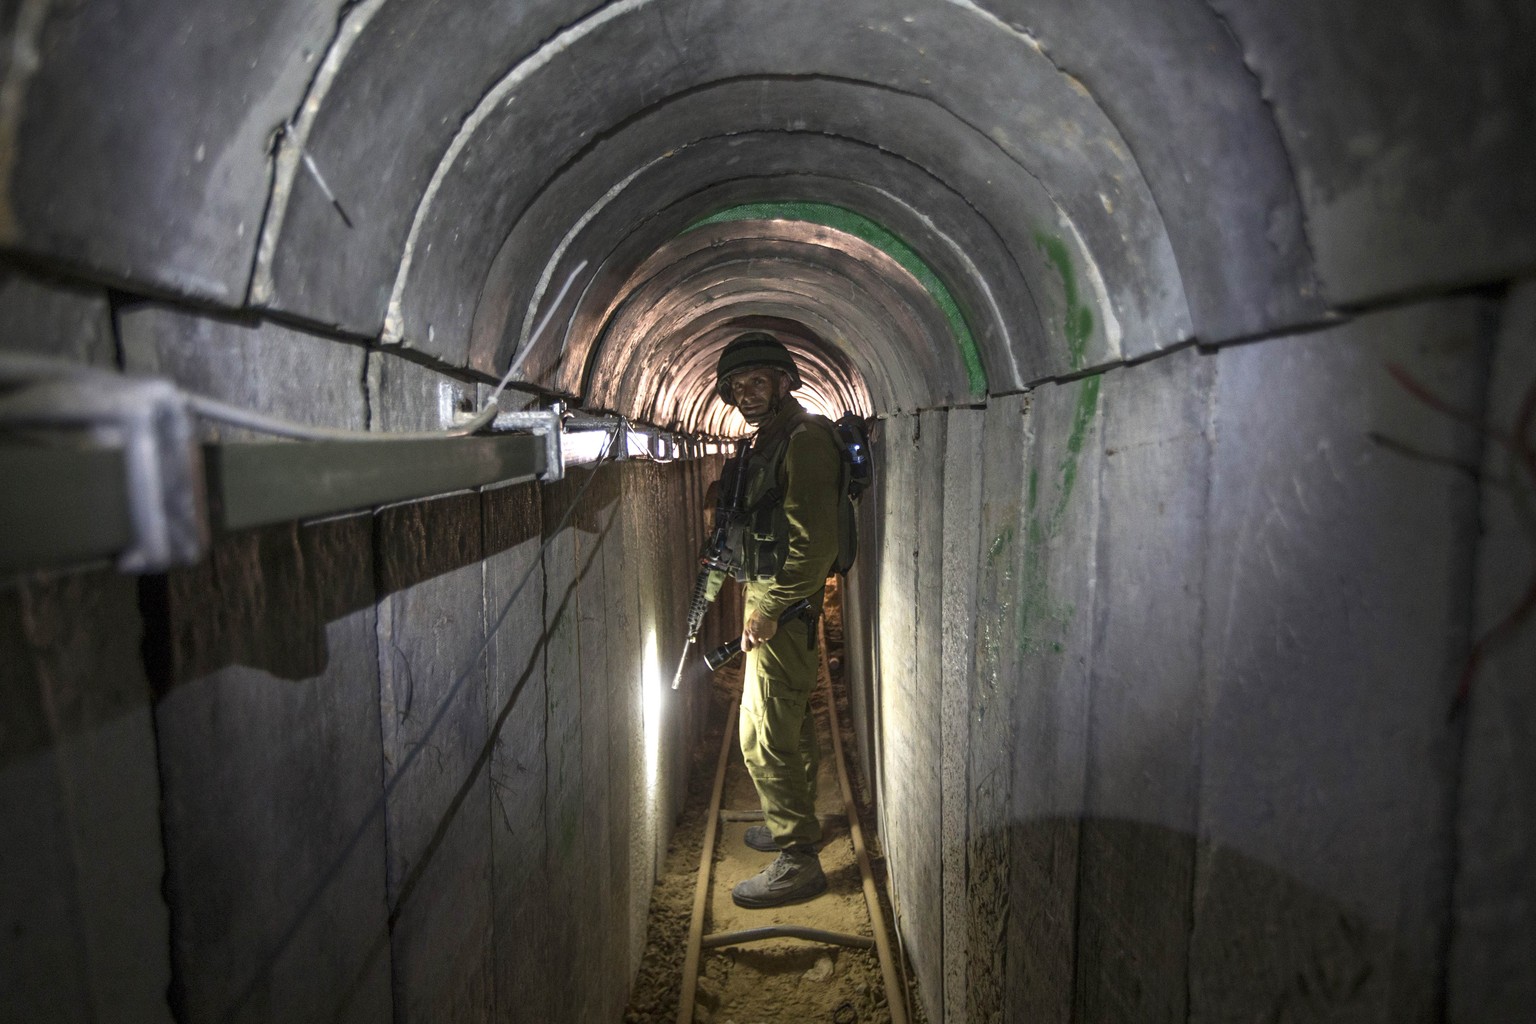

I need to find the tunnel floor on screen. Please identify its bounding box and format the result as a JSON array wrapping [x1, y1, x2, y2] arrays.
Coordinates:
[[625, 589, 924, 1023]]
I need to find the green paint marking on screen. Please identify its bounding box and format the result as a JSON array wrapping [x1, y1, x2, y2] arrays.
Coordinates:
[[1034, 233, 1095, 371], [1057, 375, 1102, 519], [1017, 375, 1104, 655], [968, 239, 1115, 690], [688, 202, 988, 396]]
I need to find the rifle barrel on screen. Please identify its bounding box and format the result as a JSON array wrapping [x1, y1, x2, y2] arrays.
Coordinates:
[[669, 636, 694, 691]]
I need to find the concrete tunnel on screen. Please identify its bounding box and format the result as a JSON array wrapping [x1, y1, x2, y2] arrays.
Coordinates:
[[1, 1, 1533, 1021]]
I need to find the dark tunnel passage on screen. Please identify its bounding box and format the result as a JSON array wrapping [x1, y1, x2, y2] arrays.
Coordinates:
[[2, 2, 1535, 1022]]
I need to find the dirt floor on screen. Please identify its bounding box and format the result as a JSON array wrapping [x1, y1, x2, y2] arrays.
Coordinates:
[[625, 584, 926, 1024]]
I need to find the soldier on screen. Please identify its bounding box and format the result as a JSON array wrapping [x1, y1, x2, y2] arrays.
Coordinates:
[[715, 332, 843, 908]]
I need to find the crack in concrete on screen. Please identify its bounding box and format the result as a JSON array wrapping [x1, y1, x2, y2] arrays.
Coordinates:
[[383, 0, 657, 348], [1197, 0, 1325, 306], [250, 0, 385, 309]]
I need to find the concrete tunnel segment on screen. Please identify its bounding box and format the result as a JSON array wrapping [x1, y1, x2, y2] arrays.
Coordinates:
[[2, 0, 1535, 1022]]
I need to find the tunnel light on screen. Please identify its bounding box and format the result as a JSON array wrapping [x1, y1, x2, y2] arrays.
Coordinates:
[[643, 627, 663, 793]]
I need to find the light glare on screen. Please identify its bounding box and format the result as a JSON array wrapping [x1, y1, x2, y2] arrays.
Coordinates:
[[643, 628, 662, 792]]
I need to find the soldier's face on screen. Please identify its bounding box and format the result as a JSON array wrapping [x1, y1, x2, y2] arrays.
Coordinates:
[[727, 368, 787, 425]]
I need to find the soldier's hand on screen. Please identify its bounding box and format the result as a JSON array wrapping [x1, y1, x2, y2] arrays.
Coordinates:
[[741, 607, 778, 652]]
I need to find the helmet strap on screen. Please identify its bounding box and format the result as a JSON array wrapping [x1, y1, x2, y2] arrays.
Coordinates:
[[766, 370, 793, 415]]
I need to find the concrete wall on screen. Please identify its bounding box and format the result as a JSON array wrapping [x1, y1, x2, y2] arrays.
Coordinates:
[[869, 298, 1518, 1022], [3, 0, 1535, 1021], [1452, 280, 1536, 1020], [1, 286, 712, 1023]]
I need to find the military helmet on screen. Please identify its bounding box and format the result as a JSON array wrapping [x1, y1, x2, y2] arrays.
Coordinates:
[[715, 332, 802, 404]]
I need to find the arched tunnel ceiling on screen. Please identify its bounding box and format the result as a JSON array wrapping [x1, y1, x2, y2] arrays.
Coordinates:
[[469, 140, 1039, 390], [581, 220, 961, 434], [250, 0, 1210, 415], [4, 0, 1532, 429]]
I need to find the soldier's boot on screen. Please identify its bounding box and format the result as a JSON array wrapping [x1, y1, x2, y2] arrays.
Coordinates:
[[731, 848, 827, 908]]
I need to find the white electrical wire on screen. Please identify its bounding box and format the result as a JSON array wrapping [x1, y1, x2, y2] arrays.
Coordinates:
[[183, 392, 498, 442], [491, 259, 587, 405], [1, 260, 590, 446]]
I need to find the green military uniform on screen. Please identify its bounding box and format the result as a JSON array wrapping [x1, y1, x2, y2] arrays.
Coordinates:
[[738, 396, 842, 850]]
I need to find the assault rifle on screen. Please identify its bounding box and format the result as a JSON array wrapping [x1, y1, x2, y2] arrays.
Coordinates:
[[669, 439, 751, 690]]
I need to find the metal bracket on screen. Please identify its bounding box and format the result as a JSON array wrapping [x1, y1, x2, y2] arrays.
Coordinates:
[[489, 407, 565, 482], [0, 375, 207, 573], [0, 355, 710, 576]]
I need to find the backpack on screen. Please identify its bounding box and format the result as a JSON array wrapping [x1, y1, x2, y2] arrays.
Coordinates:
[[743, 410, 872, 578], [827, 413, 872, 572]]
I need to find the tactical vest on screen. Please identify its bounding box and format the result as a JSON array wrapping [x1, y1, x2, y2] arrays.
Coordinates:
[[738, 407, 858, 582]]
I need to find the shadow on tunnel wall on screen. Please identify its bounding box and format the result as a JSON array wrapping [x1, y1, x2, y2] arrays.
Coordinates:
[[150, 472, 619, 688], [132, 463, 634, 1023], [968, 816, 1432, 1023]]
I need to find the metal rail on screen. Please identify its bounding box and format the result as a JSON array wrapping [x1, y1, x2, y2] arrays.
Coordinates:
[[0, 431, 547, 575], [676, 699, 739, 1024], [674, 638, 910, 1024], [702, 925, 873, 950], [0, 354, 699, 576]]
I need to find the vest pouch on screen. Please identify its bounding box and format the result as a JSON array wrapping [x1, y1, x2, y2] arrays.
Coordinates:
[[748, 498, 786, 578]]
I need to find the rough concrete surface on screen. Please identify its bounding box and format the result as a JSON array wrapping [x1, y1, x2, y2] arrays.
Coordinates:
[[874, 413, 920, 947], [885, 409, 946, 1015], [1075, 346, 1210, 1023], [1451, 279, 1536, 1021], [1193, 301, 1486, 1021], [1206, 0, 1536, 306], [482, 479, 554, 1021], [0, 570, 170, 1024], [0, 269, 115, 365], [119, 303, 369, 439], [118, 305, 389, 1023], [1006, 373, 1105, 1024], [153, 518, 390, 1024], [965, 392, 1031, 1023], [4, 0, 344, 302], [938, 406, 984, 1024], [4, 0, 1535, 1021]]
